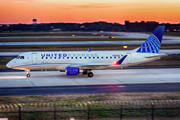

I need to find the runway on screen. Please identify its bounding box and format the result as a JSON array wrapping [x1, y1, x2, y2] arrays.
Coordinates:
[[1, 40, 180, 46], [1, 32, 180, 46], [0, 83, 180, 96], [1, 32, 180, 40], [0, 68, 180, 96], [0, 68, 180, 87]]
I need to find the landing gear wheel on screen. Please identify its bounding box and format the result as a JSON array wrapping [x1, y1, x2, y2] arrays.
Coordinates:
[[87, 72, 93, 77], [26, 74, 30, 78]]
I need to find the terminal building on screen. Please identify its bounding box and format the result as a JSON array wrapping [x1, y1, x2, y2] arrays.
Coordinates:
[[125, 21, 159, 32], [125, 20, 180, 32]]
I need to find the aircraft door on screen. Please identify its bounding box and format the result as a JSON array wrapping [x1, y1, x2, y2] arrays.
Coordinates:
[[126, 53, 132, 64], [32, 53, 37, 64]]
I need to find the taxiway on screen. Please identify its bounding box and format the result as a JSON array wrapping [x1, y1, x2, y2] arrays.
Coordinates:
[[0, 68, 180, 88], [1, 40, 180, 46], [0, 68, 180, 96]]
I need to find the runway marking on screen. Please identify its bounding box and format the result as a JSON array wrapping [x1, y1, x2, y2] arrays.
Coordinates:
[[27, 79, 36, 87], [147, 74, 167, 83], [117, 86, 125, 87], [71, 79, 82, 85]]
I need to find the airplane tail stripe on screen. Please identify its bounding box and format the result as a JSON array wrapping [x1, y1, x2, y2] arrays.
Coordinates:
[[117, 55, 127, 65]]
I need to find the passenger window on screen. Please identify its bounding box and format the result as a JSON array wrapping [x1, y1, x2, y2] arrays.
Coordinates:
[[89, 57, 91, 59], [106, 57, 108, 59], [76, 57, 77, 59], [114, 57, 116, 59], [67, 57, 69, 59], [71, 57, 73, 59], [110, 57, 112, 59], [42, 57, 43, 59], [50, 57, 52, 59], [59, 57, 61, 59], [85, 57, 86, 59], [80, 57, 82, 59], [97, 57, 99, 59], [46, 57, 48, 59], [93, 57, 95, 59], [54, 57, 56, 59], [101, 57, 103, 59]]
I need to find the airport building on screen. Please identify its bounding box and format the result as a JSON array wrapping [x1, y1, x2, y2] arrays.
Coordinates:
[[0, 21, 180, 32], [125, 20, 180, 32]]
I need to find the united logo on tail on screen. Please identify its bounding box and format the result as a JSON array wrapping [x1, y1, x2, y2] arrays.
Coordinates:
[[136, 26, 165, 53]]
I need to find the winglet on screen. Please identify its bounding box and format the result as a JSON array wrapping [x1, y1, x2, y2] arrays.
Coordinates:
[[88, 48, 91, 52], [136, 26, 165, 53], [117, 55, 127, 64]]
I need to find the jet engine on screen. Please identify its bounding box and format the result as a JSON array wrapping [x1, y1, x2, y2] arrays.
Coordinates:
[[65, 67, 79, 75]]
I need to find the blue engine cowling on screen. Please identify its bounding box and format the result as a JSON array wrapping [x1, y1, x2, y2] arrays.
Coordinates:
[[66, 67, 79, 75]]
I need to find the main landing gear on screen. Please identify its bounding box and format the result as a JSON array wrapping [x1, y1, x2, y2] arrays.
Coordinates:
[[26, 70, 30, 78], [87, 72, 93, 77], [82, 70, 94, 77]]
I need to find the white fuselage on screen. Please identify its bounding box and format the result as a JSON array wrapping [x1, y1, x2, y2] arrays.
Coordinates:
[[6, 51, 161, 71]]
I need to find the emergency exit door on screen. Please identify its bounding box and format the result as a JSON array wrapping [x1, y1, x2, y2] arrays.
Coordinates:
[[32, 53, 37, 64]]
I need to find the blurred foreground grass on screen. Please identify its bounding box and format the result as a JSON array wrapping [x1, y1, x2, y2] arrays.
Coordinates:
[[0, 92, 180, 104]]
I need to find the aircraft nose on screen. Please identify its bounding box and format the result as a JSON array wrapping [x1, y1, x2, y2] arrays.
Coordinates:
[[6, 62, 12, 68]]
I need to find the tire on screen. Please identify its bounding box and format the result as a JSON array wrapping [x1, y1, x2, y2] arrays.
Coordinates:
[[87, 72, 93, 77], [26, 74, 30, 78]]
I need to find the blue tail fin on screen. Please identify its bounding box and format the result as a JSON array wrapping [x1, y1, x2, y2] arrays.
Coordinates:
[[88, 47, 91, 52], [136, 26, 165, 53]]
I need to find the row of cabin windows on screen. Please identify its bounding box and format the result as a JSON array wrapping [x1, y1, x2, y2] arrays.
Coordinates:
[[42, 56, 121, 59]]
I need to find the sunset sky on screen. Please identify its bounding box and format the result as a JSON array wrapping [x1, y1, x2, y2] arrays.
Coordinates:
[[0, 0, 180, 24]]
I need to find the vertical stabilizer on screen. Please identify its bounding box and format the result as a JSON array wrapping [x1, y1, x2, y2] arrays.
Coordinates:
[[88, 48, 91, 52], [136, 26, 165, 53]]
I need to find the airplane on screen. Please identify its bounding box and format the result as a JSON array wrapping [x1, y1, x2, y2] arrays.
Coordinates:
[[6, 26, 167, 77]]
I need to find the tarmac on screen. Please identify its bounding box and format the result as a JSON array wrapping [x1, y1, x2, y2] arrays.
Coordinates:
[[0, 68, 180, 96], [0, 68, 180, 88], [1, 32, 180, 46], [1, 40, 180, 46]]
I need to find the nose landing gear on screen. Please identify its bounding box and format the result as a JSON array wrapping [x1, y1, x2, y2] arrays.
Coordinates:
[[26, 74, 30, 77], [26, 70, 30, 78]]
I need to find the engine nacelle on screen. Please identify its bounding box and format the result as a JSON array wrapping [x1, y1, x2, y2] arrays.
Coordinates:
[[65, 67, 79, 75]]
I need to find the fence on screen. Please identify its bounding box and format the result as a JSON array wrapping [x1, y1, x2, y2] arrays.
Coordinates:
[[0, 100, 180, 120]]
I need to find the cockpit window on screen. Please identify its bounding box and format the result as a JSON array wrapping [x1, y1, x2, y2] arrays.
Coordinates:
[[20, 56, 24, 59], [16, 56, 24, 59]]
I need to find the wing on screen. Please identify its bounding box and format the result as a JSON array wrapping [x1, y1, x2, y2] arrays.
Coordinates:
[[69, 63, 110, 70]]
